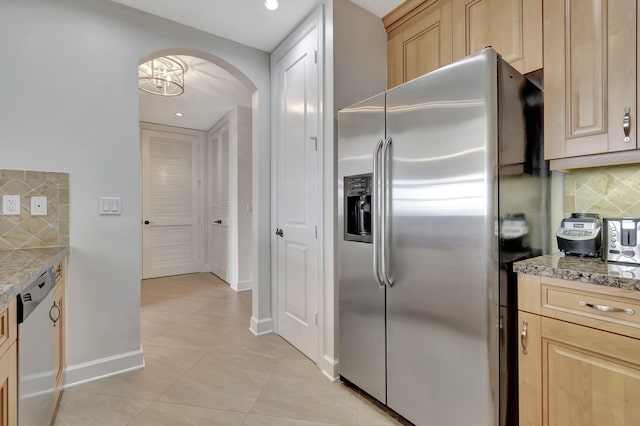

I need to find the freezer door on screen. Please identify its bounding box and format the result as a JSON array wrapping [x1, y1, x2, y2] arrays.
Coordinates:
[[385, 49, 499, 425], [338, 93, 386, 403]]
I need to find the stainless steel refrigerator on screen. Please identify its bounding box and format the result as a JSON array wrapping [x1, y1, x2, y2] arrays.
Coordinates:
[[337, 48, 549, 426]]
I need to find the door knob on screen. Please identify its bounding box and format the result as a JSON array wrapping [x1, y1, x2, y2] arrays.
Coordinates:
[[214, 220, 222, 224], [144, 220, 150, 225], [275, 228, 284, 238]]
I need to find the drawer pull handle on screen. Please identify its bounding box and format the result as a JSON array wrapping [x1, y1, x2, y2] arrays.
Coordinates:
[[578, 300, 635, 315], [623, 107, 631, 143], [49, 301, 61, 325], [521, 320, 528, 355]]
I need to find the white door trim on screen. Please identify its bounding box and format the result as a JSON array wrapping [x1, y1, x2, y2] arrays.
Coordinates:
[[270, 6, 324, 364]]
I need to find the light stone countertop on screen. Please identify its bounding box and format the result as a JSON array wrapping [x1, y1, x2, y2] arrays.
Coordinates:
[[0, 247, 70, 309], [514, 253, 640, 292]]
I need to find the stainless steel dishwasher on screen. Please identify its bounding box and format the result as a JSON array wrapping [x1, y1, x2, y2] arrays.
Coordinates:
[[17, 267, 57, 426]]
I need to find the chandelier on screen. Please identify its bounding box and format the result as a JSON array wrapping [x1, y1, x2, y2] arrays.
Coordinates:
[[138, 56, 185, 97]]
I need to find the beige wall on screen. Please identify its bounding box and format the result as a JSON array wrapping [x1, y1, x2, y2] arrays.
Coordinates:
[[0, 169, 69, 249], [564, 164, 640, 218]]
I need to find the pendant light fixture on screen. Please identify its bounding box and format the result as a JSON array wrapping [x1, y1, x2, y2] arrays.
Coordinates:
[[138, 56, 186, 97], [264, 0, 279, 10]]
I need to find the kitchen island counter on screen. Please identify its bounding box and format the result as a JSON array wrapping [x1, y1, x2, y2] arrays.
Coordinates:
[[0, 247, 70, 308], [514, 253, 640, 292]]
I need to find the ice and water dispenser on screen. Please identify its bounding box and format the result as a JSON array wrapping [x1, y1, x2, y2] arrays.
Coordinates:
[[344, 174, 372, 243]]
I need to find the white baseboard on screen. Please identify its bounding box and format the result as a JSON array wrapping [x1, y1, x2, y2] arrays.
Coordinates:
[[321, 354, 339, 381], [63, 348, 145, 389], [249, 316, 274, 336], [233, 279, 252, 292]]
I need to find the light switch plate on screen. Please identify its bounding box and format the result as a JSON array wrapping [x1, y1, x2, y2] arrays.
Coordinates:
[[2, 195, 20, 215], [31, 196, 47, 216], [99, 197, 121, 215]]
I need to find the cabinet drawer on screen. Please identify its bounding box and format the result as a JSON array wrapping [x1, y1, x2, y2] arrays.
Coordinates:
[[0, 300, 17, 359], [540, 284, 640, 338]]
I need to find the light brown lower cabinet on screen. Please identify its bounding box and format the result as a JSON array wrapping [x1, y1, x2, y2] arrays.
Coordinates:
[[518, 274, 640, 426], [0, 342, 17, 426], [53, 258, 66, 408], [0, 298, 17, 426]]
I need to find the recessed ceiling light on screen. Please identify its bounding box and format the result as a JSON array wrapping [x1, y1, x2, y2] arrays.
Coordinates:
[[175, 112, 183, 117], [264, 0, 278, 11]]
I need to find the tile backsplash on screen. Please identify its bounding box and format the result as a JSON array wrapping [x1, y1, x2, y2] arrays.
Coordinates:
[[564, 164, 640, 219], [0, 169, 69, 249]]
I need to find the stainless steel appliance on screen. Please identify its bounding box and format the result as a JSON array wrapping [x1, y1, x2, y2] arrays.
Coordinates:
[[603, 218, 640, 264], [556, 213, 602, 257], [338, 48, 550, 426], [17, 267, 57, 426]]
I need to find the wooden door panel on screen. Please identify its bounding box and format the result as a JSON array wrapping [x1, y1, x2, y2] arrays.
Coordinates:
[[0, 343, 16, 426], [542, 317, 640, 426], [606, 0, 637, 152], [566, 0, 606, 140], [459, 0, 523, 65], [519, 311, 542, 426], [452, 0, 541, 73], [388, 0, 453, 87], [404, 21, 445, 81], [545, 0, 636, 159], [545, 342, 640, 426]]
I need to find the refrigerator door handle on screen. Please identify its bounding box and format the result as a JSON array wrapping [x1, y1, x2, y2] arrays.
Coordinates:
[[372, 138, 385, 288], [381, 136, 394, 287]]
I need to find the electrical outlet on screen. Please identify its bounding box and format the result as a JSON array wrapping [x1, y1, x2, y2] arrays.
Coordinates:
[[3, 195, 20, 215]]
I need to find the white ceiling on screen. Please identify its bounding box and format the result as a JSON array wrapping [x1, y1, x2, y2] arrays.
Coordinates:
[[139, 55, 252, 130], [121, 0, 402, 130], [111, 0, 402, 52]]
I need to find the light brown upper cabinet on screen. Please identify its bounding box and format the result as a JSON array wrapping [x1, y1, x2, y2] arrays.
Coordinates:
[[384, 0, 542, 88], [385, 0, 454, 88], [451, 0, 542, 74], [544, 0, 638, 164]]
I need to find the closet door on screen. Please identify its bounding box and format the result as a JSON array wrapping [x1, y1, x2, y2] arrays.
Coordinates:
[[209, 125, 230, 282], [141, 128, 201, 279]]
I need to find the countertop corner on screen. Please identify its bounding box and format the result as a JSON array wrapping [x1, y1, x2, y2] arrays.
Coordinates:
[[514, 253, 640, 292], [0, 247, 70, 309]]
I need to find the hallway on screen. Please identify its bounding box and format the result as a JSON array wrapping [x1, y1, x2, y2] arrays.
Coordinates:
[[54, 273, 403, 425]]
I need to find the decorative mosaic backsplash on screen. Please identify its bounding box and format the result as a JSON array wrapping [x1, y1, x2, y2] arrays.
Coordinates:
[[564, 164, 640, 219], [0, 169, 69, 249]]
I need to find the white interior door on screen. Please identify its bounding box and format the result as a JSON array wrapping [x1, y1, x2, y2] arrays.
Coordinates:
[[274, 27, 320, 362], [142, 128, 202, 279], [209, 125, 230, 282]]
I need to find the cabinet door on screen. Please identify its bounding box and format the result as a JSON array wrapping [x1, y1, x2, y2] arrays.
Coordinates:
[[452, 0, 542, 73], [387, 0, 453, 88], [545, 0, 637, 159], [543, 316, 640, 425], [0, 342, 17, 426], [208, 125, 230, 283], [53, 280, 65, 408], [518, 311, 542, 426]]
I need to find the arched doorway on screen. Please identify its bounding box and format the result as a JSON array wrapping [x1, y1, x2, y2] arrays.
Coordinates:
[[138, 48, 261, 330]]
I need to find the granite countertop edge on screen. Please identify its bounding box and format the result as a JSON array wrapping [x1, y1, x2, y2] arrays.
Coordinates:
[[0, 246, 70, 310], [514, 253, 640, 292]]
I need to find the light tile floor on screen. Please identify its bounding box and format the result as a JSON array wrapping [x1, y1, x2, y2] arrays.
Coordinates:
[[54, 273, 406, 426]]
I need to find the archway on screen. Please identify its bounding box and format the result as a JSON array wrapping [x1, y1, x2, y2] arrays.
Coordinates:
[[138, 48, 263, 334]]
